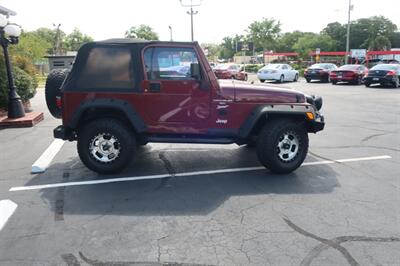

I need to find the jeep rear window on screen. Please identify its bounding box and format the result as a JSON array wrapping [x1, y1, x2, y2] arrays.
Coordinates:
[[76, 47, 133, 89]]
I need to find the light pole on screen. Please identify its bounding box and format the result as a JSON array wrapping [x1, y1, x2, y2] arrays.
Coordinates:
[[0, 14, 25, 118], [180, 0, 202, 41], [168, 25, 173, 41], [345, 0, 353, 64]]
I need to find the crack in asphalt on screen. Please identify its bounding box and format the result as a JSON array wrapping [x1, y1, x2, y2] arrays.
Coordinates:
[[61, 252, 215, 266], [54, 172, 69, 221], [283, 217, 400, 266], [361, 133, 387, 143]]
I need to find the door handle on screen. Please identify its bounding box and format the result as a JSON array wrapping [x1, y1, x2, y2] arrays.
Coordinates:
[[149, 82, 161, 92]]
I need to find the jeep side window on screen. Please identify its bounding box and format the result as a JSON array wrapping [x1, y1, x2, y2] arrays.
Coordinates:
[[76, 47, 134, 89], [144, 47, 199, 80]]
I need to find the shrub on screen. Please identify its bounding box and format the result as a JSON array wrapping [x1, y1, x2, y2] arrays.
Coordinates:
[[244, 64, 264, 73], [0, 52, 38, 108], [0, 63, 37, 108]]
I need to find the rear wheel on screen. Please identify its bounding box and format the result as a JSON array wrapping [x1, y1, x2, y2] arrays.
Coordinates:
[[365, 82, 371, 87], [256, 119, 309, 174], [293, 74, 299, 82], [392, 79, 399, 88], [45, 69, 69, 118], [77, 118, 136, 174]]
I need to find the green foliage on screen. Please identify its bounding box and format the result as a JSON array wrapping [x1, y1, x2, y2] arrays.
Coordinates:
[[369, 36, 392, 50], [9, 32, 51, 62], [322, 22, 347, 51], [293, 33, 336, 58], [64, 28, 94, 51], [0, 59, 37, 108], [275, 31, 309, 52], [30, 27, 66, 54], [246, 18, 281, 51], [244, 64, 264, 73], [125, 25, 159, 40]]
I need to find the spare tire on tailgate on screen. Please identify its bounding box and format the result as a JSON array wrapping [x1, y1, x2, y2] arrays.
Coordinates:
[[45, 69, 69, 118]]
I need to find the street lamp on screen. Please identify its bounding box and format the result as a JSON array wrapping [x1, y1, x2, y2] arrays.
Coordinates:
[[168, 25, 173, 41], [0, 14, 25, 118]]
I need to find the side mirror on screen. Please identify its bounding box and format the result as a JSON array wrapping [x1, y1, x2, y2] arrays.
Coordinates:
[[190, 63, 201, 80]]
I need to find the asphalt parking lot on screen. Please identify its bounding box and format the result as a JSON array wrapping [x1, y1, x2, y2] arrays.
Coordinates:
[[0, 76, 399, 266]]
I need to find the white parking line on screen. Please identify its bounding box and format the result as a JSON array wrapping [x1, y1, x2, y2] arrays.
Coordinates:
[[0, 200, 18, 232], [31, 139, 65, 174], [10, 155, 391, 192]]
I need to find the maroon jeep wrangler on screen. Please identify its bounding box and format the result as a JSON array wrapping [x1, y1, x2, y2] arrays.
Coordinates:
[[45, 39, 324, 174]]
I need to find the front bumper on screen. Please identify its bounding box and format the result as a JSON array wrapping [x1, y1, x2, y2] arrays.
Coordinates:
[[308, 115, 325, 133], [54, 125, 76, 141]]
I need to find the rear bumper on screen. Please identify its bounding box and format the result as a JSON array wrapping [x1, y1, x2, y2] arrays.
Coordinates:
[[304, 73, 329, 80], [54, 125, 75, 140], [364, 76, 396, 84]]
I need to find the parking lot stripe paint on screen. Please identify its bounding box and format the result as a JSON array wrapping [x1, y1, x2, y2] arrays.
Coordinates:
[[31, 139, 65, 173], [11, 155, 391, 192], [0, 200, 18, 232]]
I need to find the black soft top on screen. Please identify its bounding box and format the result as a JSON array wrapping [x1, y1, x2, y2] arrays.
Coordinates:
[[92, 38, 196, 46]]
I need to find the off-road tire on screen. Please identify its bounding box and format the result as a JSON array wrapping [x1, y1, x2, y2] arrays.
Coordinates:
[[77, 118, 136, 174], [45, 69, 69, 118], [256, 119, 309, 174]]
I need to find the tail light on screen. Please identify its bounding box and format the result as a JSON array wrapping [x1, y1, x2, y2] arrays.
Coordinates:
[[56, 96, 62, 109], [386, 70, 396, 76]]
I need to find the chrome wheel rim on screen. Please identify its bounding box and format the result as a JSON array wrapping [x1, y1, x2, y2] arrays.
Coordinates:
[[90, 133, 121, 163], [276, 131, 299, 162]]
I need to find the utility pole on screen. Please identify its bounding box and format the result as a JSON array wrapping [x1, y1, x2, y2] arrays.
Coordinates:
[[53, 23, 61, 55], [345, 0, 353, 64], [180, 0, 202, 41]]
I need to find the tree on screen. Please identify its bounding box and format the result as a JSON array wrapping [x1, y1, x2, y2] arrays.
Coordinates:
[[350, 16, 397, 49], [390, 32, 400, 48], [293, 33, 336, 58], [64, 28, 93, 51], [276, 31, 309, 52], [369, 36, 391, 50], [125, 25, 159, 40], [30, 27, 66, 54], [9, 32, 51, 62], [201, 43, 222, 60], [246, 18, 281, 52], [321, 22, 347, 51]]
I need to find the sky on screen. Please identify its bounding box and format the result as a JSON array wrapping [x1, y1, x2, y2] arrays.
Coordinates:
[[1, 0, 400, 44]]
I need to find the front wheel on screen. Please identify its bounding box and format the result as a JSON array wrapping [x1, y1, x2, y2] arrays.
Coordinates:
[[77, 118, 136, 174], [279, 75, 284, 83], [306, 78, 311, 83], [256, 120, 309, 174], [260, 79, 265, 83]]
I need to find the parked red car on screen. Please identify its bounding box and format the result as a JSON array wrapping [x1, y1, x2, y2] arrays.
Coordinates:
[[330, 64, 368, 85], [214, 64, 248, 81]]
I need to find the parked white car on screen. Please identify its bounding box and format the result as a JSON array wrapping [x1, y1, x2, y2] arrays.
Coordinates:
[[257, 64, 299, 83]]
